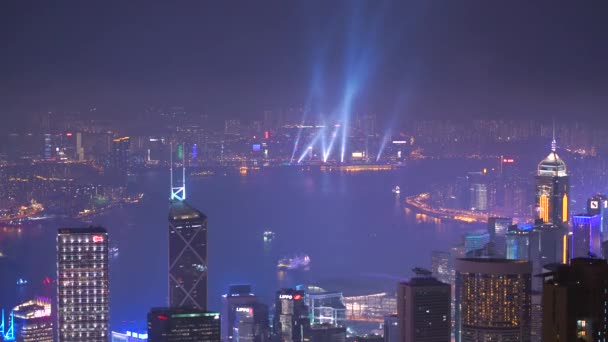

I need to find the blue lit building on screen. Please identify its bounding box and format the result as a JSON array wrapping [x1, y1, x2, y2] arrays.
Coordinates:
[[505, 224, 533, 260], [571, 214, 601, 258], [586, 194, 608, 242], [463, 232, 490, 254]]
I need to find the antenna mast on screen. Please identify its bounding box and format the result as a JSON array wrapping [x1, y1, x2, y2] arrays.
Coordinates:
[[170, 142, 186, 201]]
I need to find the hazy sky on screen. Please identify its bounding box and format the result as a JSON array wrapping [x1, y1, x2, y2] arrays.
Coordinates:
[[1, 1, 606, 122]]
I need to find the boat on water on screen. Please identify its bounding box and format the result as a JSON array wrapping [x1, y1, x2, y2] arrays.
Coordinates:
[[16, 278, 28, 286], [109, 246, 119, 260], [277, 254, 311, 270], [263, 231, 275, 243], [392, 186, 401, 194]]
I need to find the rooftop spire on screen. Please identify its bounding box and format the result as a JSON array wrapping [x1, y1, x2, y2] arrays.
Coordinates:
[[551, 119, 557, 152]]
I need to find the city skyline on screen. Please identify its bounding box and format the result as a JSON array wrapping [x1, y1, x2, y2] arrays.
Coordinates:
[[1, 2, 608, 341]]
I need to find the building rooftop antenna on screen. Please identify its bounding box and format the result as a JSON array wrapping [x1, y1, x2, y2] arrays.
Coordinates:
[[170, 142, 186, 201]]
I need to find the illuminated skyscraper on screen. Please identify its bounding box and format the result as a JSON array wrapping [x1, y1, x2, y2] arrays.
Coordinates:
[[455, 258, 531, 342], [308, 292, 346, 327], [57, 227, 109, 342], [12, 297, 53, 342], [221, 285, 270, 342], [467, 172, 488, 211], [571, 214, 601, 258], [431, 251, 454, 286], [273, 289, 309, 342], [487, 217, 512, 254], [535, 136, 569, 226], [397, 275, 451, 342], [168, 147, 208, 310], [587, 194, 608, 242], [169, 201, 207, 310], [462, 232, 490, 254], [542, 258, 608, 342], [147, 308, 220, 342]]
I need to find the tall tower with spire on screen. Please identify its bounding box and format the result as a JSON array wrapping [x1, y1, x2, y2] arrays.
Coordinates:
[[535, 124, 569, 226], [168, 143, 208, 310]]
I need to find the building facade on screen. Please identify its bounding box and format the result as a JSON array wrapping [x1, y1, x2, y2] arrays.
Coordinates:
[[455, 258, 531, 342], [221, 285, 269, 342], [571, 214, 602, 258], [535, 141, 569, 226], [273, 289, 309, 342], [542, 258, 608, 342], [169, 201, 208, 310], [147, 308, 220, 342], [12, 297, 53, 342], [57, 227, 109, 342], [397, 277, 451, 342]]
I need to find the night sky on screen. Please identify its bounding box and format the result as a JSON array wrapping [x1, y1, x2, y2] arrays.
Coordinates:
[[1, 1, 607, 122]]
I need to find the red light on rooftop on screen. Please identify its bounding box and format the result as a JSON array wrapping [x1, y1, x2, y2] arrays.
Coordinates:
[[92, 235, 104, 243], [66, 132, 73, 137], [293, 294, 302, 301]]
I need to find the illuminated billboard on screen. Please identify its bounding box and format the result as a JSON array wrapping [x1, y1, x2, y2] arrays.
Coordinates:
[[252, 144, 261, 152]]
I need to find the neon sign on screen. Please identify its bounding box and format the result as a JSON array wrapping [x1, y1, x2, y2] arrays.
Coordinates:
[[293, 294, 302, 301], [236, 307, 253, 313], [502, 158, 514, 163], [279, 294, 293, 300], [92, 235, 104, 243]]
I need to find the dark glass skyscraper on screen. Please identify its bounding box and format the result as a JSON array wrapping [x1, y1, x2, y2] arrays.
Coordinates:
[[397, 276, 451, 342], [221, 285, 270, 342], [147, 307, 220, 342], [57, 227, 109, 342], [169, 200, 208, 310]]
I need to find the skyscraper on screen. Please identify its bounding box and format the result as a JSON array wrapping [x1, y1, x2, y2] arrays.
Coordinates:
[[110, 136, 131, 178], [571, 214, 602, 258], [587, 194, 608, 242], [487, 217, 512, 254], [462, 232, 490, 254], [12, 297, 53, 342], [147, 307, 220, 342], [397, 275, 451, 342], [535, 136, 569, 226], [431, 251, 454, 286], [221, 285, 270, 342], [308, 292, 346, 327], [505, 224, 533, 260], [455, 258, 531, 342], [273, 289, 309, 342], [168, 201, 207, 310], [542, 258, 608, 342], [57, 227, 109, 342], [168, 148, 208, 310]]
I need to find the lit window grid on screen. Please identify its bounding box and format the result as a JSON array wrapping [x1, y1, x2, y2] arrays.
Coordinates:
[[57, 232, 109, 342]]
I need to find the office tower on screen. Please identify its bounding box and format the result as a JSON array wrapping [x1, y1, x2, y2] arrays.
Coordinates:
[[57, 227, 109, 342], [307, 325, 346, 342], [467, 172, 488, 211], [273, 289, 309, 342], [397, 274, 451, 342], [571, 214, 602, 258], [431, 251, 454, 286], [542, 258, 608, 342], [383, 315, 399, 342], [587, 194, 608, 241], [12, 297, 53, 342], [43, 133, 53, 160], [110, 136, 131, 177], [111, 330, 148, 341], [169, 200, 207, 309], [505, 224, 533, 260], [221, 285, 270, 342], [308, 292, 346, 327], [463, 232, 490, 254], [147, 308, 220, 342], [487, 217, 512, 254], [455, 259, 532, 342], [535, 136, 569, 226]]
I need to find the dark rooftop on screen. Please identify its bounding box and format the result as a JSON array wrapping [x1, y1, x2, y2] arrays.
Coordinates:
[[169, 200, 206, 221]]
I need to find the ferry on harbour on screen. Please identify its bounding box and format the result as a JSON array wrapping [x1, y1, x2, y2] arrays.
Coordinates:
[[277, 254, 311, 271]]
